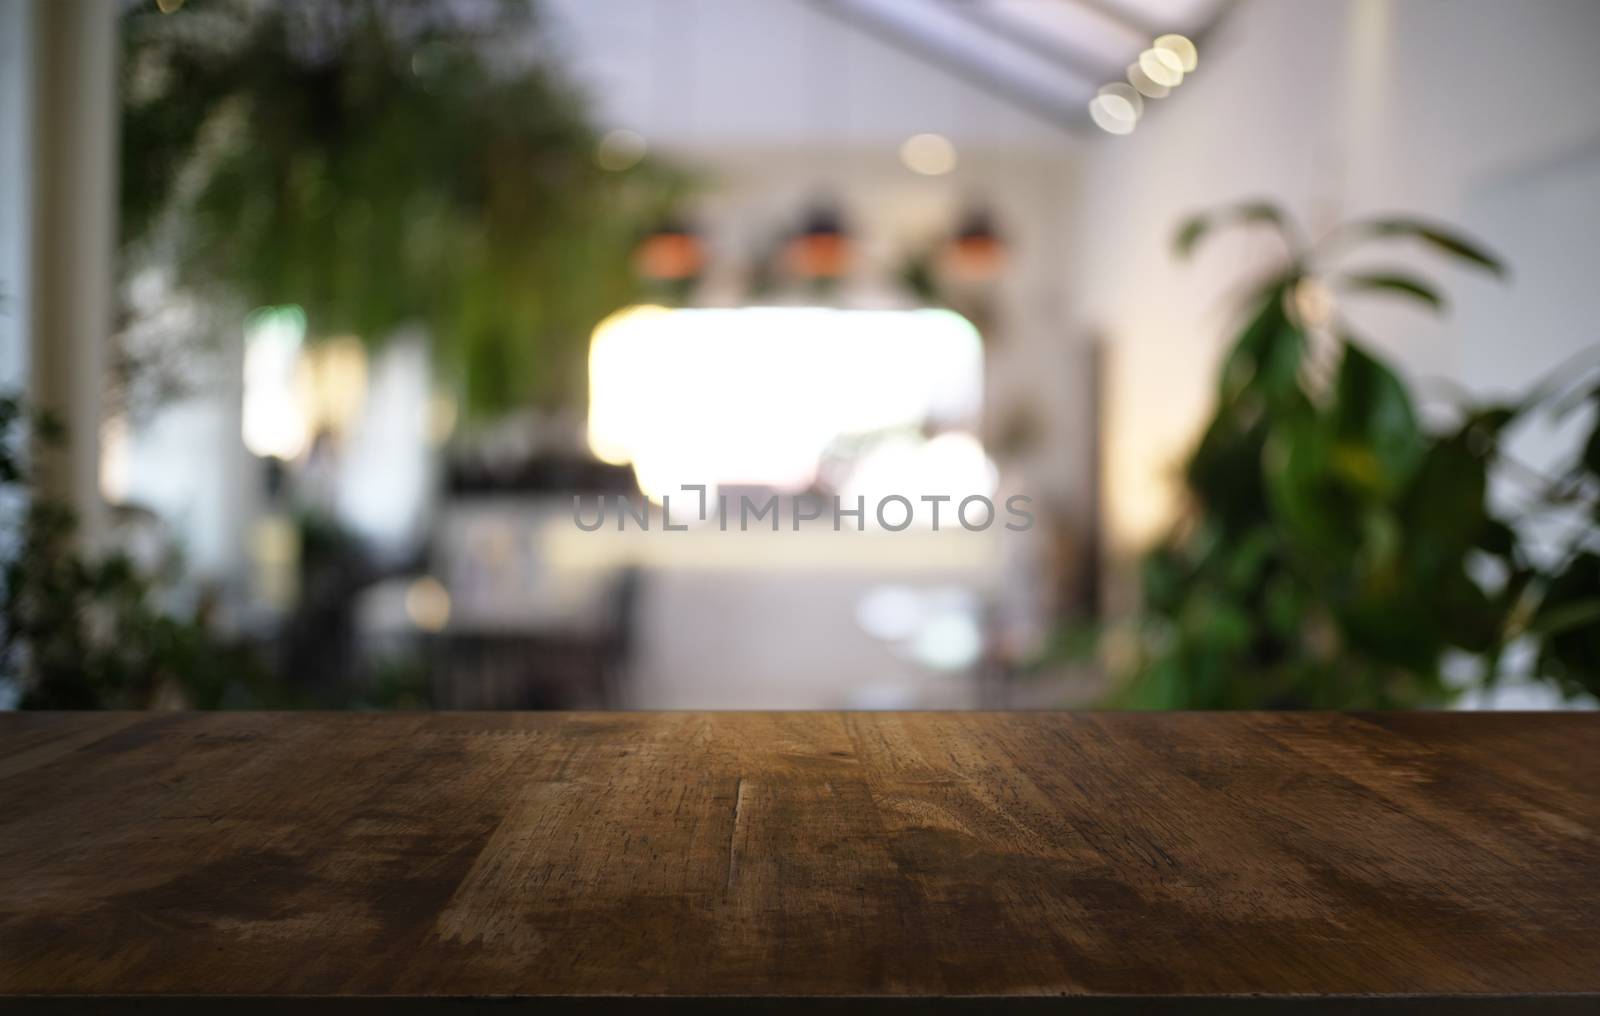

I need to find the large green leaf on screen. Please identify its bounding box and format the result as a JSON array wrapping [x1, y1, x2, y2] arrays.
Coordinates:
[[1188, 413, 1273, 534], [1331, 340, 1426, 495], [1338, 270, 1445, 312], [1346, 218, 1505, 276], [1399, 435, 1488, 552], [1263, 409, 1363, 562], [1579, 385, 1600, 478], [1189, 293, 1302, 535], [1530, 598, 1600, 637], [1175, 202, 1291, 260], [1217, 284, 1304, 409], [1535, 552, 1600, 697]]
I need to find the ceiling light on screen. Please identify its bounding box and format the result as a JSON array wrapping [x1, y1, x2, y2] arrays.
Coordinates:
[[943, 207, 1005, 282], [900, 133, 957, 176], [634, 217, 705, 282], [1089, 95, 1137, 135], [1097, 82, 1144, 122], [784, 201, 853, 280], [1127, 62, 1170, 99], [1139, 47, 1185, 88], [1154, 34, 1199, 73]]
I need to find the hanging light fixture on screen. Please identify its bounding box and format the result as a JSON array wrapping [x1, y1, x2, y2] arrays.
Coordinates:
[[942, 207, 1005, 283], [633, 215, 706, 283], [784, 200, 852, 282]]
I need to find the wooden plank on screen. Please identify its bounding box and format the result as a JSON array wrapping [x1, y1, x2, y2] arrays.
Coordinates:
[[0, 711, 1595, 1011]]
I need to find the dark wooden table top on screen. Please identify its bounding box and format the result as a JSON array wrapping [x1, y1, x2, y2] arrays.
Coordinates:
[[0, 711, 1596, 1013]]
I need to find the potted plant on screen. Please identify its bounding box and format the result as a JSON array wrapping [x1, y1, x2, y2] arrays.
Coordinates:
[[1115, 203, 1599, 708]]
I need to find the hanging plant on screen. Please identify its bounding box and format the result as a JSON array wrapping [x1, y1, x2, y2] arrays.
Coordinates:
[[121, 0, 693, 419]]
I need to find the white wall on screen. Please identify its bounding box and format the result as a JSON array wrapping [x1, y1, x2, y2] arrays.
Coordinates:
[[1066, 0, 1600, 586]]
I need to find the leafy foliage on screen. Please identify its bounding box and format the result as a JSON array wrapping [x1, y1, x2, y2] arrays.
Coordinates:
[[0, 395, 276, 708], [1118, 204, 1599, 708], [121, 0, 691, 417]]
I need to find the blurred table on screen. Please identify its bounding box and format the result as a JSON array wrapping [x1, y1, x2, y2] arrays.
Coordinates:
[[0, 711, 1596, 1012]]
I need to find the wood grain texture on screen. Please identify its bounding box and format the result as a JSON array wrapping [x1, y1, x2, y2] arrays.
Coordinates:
[[0, 711, 1596, 1012]]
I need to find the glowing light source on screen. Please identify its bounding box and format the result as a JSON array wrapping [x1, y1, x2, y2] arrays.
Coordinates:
[[99, 415, 130, 504], [1097, 82, 1144, 122], [242, 305, 309, 459], [900, 133, 957, 176], [587, 307, 983, 495], [1154, 34, 1199, 73], [1089, 94, 1138, 135], [1139, 46, 1185, 88], [405, 576, 451, 632], [596, 129, 647, 172], [840, 431, 997, 509], [296, 336, 367, 439], [1127, 61, 1170, 99]]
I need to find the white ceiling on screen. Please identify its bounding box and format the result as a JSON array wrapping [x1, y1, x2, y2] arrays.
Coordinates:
[[541, 0, 1231, 146], [812, 0, 1234, 129]]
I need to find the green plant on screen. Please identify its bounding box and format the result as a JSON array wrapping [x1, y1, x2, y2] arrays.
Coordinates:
[[1117, 203, 1600, 708], [0, 394, 277, 708], [120, 0, 692, 418]]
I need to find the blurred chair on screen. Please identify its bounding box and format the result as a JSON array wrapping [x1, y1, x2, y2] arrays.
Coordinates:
[[430, 566, 642, 710]]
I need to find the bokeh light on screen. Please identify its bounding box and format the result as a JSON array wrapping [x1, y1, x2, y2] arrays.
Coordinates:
[[900, 133, 958, 176], [1154, 34, 1199, 73], [596, 128, 647, 171]]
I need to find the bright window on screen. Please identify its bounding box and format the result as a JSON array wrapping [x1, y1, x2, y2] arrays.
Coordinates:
[[587, 306, 985, 499]]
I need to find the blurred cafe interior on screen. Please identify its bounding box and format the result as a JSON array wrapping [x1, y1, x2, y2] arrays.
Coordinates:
[[0, 0, 1596, 713]]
